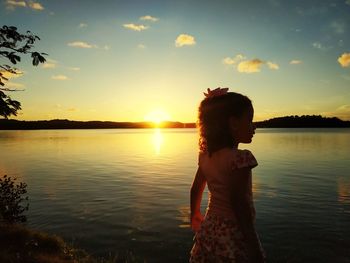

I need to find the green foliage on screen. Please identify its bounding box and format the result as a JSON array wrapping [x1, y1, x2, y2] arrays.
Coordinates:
[[0, 175, 29, 224], [0, 90, 21, 118], [0, 25, 47, 118]]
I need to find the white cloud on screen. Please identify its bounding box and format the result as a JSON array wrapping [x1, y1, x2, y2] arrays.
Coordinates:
[[222, 54, 245, 65], [140, 15, 159, 22], [290, 60, 302, 65], [224, 56, 278, 73], [52, 75, 69, 80], [28, 2, 44, 10], [123, 23, 148, 31], [68, 41, 96, 48], [338, 53, 350, 67], [41, 59, 57, 69], [237, 59, 264, 73], [175, 34, 196, 47], [42, 63, 56, 69], [5, 0, 26, 9], [267, 61, 279, 70], [5, 0, 44, 10], [67, 41, 108, 50]]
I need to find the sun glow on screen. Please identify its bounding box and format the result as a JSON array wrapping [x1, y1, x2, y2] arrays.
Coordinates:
[[144, 109, 171, 125]]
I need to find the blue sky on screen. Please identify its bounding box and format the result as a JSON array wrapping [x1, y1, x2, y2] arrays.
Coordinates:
[[1, 0, 350, 122]]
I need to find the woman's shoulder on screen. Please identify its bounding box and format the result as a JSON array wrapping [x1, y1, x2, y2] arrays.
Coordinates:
[[231, 148, 258, 170], [198, 148, 257, 169]]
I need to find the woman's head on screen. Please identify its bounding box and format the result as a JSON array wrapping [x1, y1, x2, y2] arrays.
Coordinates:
[[198, 90, 255, 155]]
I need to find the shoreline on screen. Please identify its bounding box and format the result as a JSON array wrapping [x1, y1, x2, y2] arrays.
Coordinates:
[[1, 115, 350, 129]]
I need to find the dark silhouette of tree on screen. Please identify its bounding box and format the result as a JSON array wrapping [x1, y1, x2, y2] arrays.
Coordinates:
[[0, 175, 29, 224], [255, 115, 350, 128], [0, 25, 47, 119]]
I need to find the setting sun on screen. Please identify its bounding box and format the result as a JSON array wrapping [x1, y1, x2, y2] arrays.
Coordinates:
[[144, 109, 171, 125]]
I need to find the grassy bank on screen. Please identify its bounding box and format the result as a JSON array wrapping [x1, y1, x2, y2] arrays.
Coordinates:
[[0, 223, 95, 263], [0, 223, 141, 263]]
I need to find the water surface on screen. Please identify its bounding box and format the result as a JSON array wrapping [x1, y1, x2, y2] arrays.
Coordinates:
[[0, 128, 349, 262]]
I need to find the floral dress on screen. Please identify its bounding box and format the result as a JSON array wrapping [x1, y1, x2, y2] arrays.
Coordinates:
[[190, 148, 264, 263]]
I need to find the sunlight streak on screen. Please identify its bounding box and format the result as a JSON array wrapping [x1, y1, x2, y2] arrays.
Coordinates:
[[152, 128, 163, 154]]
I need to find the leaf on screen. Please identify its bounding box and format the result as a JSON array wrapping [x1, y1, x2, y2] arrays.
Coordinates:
[[13, 54, 21, 62], [32, 56, 39, 66], [9, 57, 17, 64], [38, 55, 46, 63]]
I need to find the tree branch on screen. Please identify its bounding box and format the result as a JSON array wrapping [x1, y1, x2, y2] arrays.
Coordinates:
[[0, 87, 25, 92]]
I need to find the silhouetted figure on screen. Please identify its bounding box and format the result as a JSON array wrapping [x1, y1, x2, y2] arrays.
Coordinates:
[[190, 88, 265, 263]]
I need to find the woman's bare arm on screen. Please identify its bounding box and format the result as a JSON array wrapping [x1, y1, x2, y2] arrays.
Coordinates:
[[190, 167, 207, 232]]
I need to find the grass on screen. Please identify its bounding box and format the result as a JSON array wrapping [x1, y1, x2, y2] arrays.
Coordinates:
[[0, 223, 93, 263], [0, 223, 142, 263]]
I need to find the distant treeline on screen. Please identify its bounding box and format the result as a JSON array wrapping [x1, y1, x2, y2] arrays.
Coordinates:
[[0, 119, 196, 130], [255, 115, 350, 128], [0, 115, 349, 130]]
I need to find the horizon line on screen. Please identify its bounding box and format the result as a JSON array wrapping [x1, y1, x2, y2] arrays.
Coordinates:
[[2, 114, 350, 123]]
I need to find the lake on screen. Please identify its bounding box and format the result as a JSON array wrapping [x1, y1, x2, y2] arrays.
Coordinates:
[[0, 128, 349, 263]]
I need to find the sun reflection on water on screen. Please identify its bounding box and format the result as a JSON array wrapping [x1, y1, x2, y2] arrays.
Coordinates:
[[152, 128, 164, 155], [176, 205, 190, 228], [338, 178, 350, 205]]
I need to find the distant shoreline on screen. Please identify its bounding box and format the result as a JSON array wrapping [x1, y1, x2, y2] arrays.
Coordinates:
[[1, 115, 350, 130], [0, 119, 196, 130]]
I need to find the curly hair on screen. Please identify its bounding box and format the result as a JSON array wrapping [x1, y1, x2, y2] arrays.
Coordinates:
[[198, 92, 252, 156]]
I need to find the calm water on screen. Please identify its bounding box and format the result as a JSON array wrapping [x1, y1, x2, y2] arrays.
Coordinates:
[[0, 128, 349, 263]]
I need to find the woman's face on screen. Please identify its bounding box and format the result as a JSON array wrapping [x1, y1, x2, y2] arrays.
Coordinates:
[[231, 106, 256, 144]]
